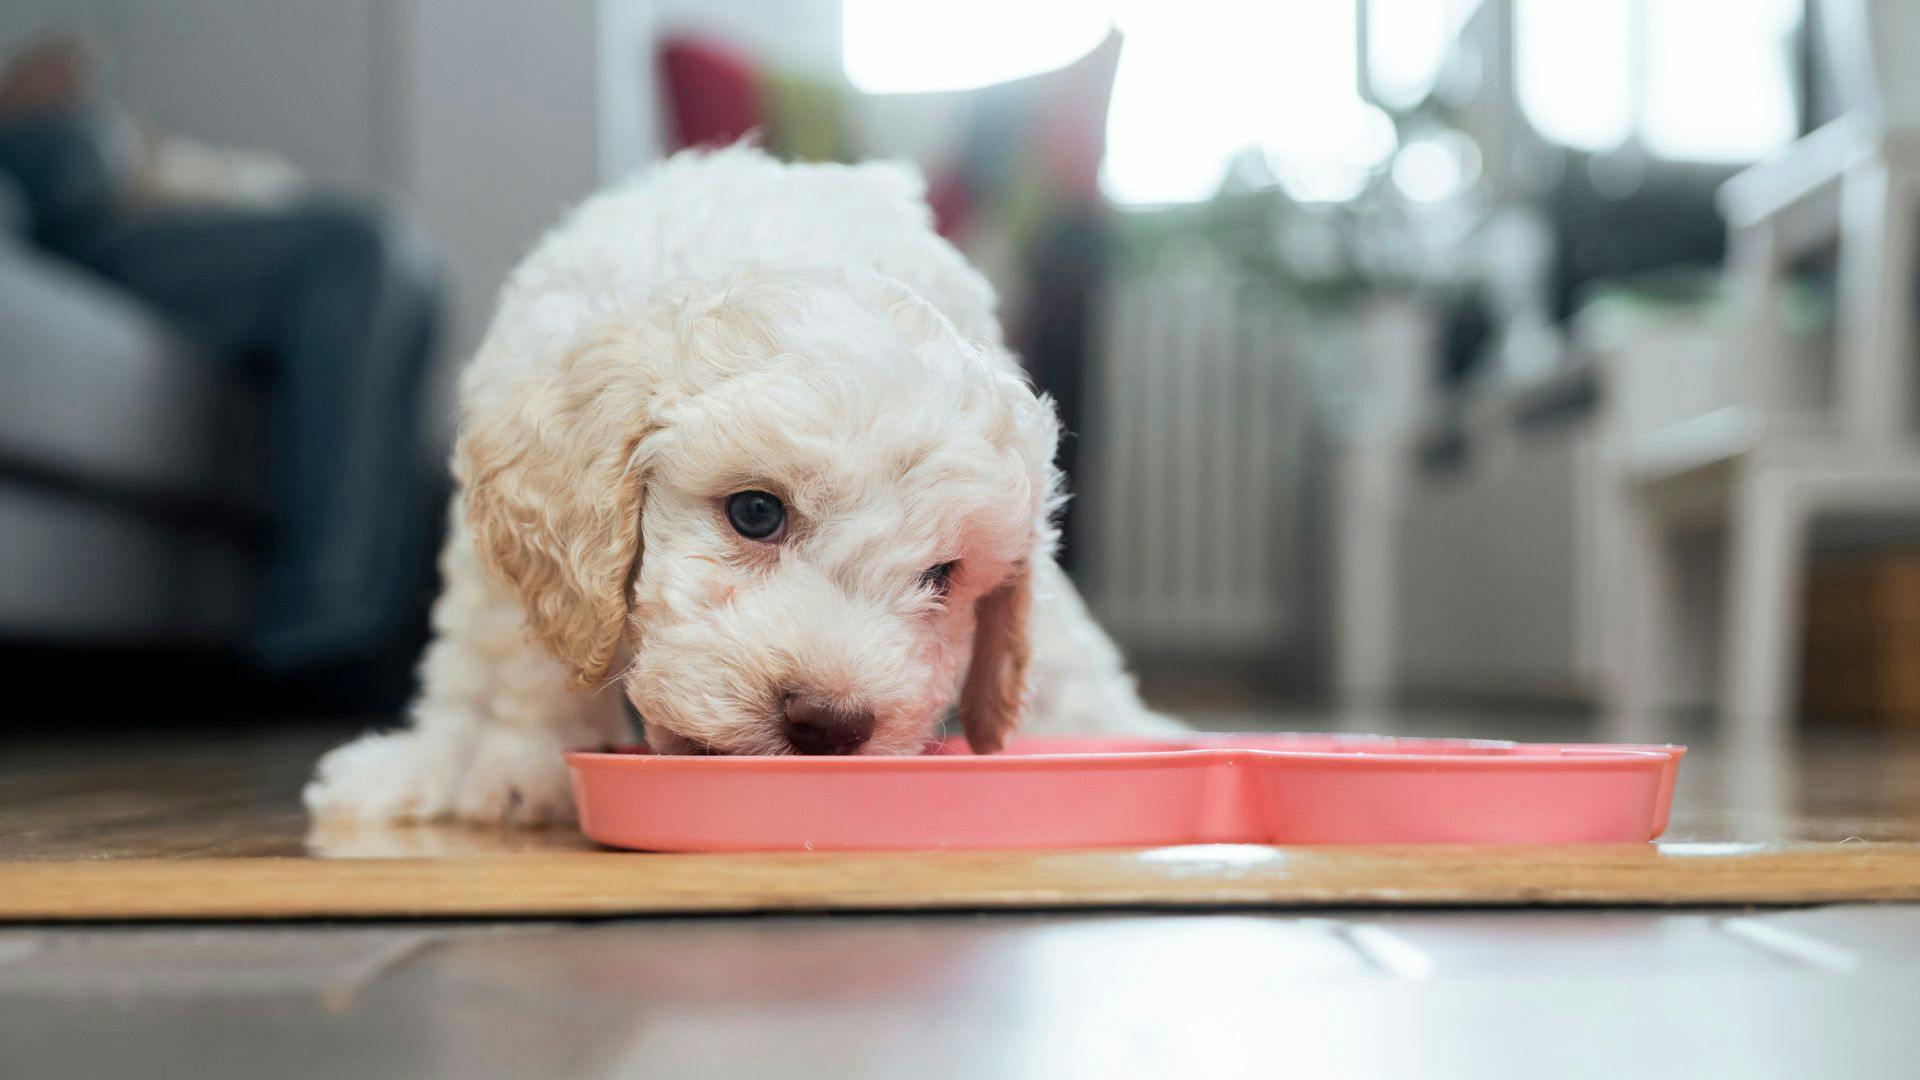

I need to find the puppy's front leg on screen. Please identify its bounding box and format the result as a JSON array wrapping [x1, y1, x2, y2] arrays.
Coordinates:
[[1022, 558, 1185, 736], [303, 523, 629, 825]]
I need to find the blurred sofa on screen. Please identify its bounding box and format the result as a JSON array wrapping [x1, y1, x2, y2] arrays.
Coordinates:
[[0, 232, 267, 646]]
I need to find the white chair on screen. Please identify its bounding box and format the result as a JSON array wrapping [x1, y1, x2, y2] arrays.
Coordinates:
[[1606, 118, 1920, 756]]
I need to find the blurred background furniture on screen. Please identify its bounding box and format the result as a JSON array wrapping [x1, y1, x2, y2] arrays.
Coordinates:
[[7, 0, 1920, 747], [0, 2, 605, 709], [1329, 0, 1920, 758], [1801, 549, 1920, 727], [0, 231, 264, 645], [1338, 0, 1746, 718], [1610, 110, 1920, 754]]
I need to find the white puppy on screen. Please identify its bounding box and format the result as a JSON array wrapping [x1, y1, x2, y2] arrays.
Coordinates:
[[306, 146, 1173, 825]]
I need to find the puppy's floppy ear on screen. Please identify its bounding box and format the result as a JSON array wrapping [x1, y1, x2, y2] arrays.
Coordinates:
[[459, 326, 654, 687], [958, 559, 1033, 753], [955, 355, 1063, 754]]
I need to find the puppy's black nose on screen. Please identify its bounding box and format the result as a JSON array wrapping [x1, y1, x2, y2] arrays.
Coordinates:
[[781, 694, 874, 755]]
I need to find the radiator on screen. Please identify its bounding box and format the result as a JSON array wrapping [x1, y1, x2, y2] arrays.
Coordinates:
[[1078, 265, 1306, 657]]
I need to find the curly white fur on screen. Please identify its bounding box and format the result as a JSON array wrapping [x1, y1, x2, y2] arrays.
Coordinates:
[[305, 146, 1175, 825]]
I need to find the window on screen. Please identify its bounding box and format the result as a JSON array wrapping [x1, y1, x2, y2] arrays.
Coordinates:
[[843, 1, 1800, 206], [1365, 0, 1480, 110], [843, 0, 1392, 207], [1515, 0, 1800, 161], [1103, 0, 1391, 205], [841, 0, 1110, 95]]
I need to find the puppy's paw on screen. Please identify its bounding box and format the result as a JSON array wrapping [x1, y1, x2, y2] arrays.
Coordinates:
[[450, 726, 577, 826], [305, 727, 578, 826], [303, 731, 458, 823]]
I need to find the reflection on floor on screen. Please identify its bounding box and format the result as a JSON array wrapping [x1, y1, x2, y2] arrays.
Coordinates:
[[4, 908, 1919, 1079]]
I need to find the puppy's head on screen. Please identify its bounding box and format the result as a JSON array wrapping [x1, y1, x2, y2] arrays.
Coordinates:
[[459, 267, 1059, 755]]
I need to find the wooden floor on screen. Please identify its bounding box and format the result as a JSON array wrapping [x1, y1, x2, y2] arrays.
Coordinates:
[[8, 721, 1920, 1079], [5, 721, 1920, 919], [8, 907, 1920, 1079]]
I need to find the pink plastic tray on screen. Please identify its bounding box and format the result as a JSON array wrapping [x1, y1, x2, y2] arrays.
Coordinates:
[[566, 734, 1685, 852]]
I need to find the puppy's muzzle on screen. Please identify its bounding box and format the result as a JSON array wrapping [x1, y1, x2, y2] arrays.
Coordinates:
[[781, 693, 874, 755]]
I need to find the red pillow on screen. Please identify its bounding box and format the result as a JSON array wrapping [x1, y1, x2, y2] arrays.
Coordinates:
[[658, 36, 765, 149]]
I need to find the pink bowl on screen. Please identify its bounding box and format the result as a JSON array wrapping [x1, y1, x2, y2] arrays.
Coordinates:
[[566, 734, 1686, 852]]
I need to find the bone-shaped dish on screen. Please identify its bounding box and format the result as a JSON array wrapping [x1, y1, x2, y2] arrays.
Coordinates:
[[566, 734, 1686, 852]]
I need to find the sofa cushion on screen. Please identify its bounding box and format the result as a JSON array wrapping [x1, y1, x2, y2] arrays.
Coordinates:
[[0, 479, 253, 644], [0, 240, 268, 517]]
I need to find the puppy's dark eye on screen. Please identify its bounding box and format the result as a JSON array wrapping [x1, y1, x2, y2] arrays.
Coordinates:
[[726, 491, 785, 540], [920, 561, 957, 598]]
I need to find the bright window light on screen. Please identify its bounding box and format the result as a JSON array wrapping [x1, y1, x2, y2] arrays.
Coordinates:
[[1515, 0, 1634, 152], [1516, 0, 1799, 161], [1103, 0, 1384, 205], [1642, 0, 1799, 161], [1392, 135, 1477, 203], [844, 0, 1386, 207], [1365, 0, 1478, 110], [845, 0, 1802, 208], [842, 0, 1112, 94]]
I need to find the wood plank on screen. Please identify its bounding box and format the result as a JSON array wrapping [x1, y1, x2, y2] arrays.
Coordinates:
[[7, 842, 1920, 921]]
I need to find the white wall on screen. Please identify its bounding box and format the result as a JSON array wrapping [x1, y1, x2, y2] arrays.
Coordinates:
[[387, 0, 606, 431], [1, 0, 386, 193]]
